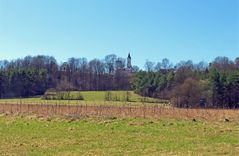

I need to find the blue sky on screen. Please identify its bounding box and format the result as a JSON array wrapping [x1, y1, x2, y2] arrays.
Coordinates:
[[0, 0, 238, 67]]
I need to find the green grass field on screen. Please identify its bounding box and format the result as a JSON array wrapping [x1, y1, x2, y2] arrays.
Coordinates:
[[70, 91, 160, 102], [1, 91, 237, 155], [0, 115, 238, 156], [0, 91, 167, 106]]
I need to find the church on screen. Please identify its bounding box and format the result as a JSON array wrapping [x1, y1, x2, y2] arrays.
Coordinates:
[[114, 53, 133, 90], [116, 53, 133, 74], [126, 53, 133, 71], [113, 53, 134, 89]]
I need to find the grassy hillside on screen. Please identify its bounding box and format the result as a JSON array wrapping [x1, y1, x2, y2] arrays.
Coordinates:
[[0, 91, 167, 105], [76, 91, 160, 102], [0, 115, 238, 155]]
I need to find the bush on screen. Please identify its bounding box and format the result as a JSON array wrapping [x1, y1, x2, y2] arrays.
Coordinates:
[[43, 91, 84, 100], [104, 91, 112, 101]]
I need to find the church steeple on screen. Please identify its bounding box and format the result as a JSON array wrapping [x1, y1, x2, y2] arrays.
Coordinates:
[[128, 53, 131, 59], [127, 53, 132, 69]]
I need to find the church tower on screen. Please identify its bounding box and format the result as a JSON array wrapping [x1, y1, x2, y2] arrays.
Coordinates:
[[127, 53, 132, 69]]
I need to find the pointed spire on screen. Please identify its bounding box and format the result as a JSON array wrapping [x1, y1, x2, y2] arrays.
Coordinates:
[[127, 53, 132, 69], [128, 53, 131, 59]]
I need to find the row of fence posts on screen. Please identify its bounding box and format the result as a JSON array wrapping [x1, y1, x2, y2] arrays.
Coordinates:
[[0, 102, 234, 120], [0, 102, 198, 119], [0, 103, 171, 119], [0, 103, 157, 118]]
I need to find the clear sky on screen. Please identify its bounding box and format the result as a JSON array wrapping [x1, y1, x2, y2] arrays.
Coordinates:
[[0, 0, 238, 67]]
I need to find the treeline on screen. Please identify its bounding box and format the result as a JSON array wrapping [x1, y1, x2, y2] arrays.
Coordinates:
[[133, 57, 239, 108], [1, 54, 239, 108], [0, 54, 135, 98]]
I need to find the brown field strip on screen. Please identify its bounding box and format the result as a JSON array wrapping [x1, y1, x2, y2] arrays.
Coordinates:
[[0, 103, 238, 121]]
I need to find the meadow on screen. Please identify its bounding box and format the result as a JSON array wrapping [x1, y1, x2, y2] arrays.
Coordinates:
[[0, 91, 167, 106], [0, 91, 238, 156], [0, 114, 238, 156]]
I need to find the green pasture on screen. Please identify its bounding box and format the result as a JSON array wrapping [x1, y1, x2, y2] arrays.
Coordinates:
[[0, 115, 238, 155], [45, 91, 161, 102], [0, 91, 168, 106]]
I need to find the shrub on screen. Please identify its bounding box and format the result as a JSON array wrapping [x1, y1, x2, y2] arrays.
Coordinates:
[[43, 91, 84, 100]]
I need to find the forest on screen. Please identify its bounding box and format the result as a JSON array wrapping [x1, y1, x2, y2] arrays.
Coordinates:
[[0, 54, 238, 108]]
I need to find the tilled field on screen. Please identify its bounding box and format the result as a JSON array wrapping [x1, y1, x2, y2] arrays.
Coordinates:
[[0, 103, 238, 121]]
